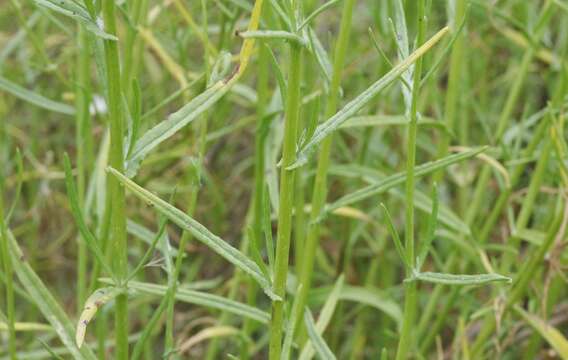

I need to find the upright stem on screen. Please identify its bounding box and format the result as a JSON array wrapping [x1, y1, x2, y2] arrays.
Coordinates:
[[268, 42, 302, 360], [0, 174, 16, 360], [293, 0, 356, 340], [121, 0, 148, 101], [396, 1, 426, 359], [75, 24, 92, 310], [101, 0, 128, 358], [240, 39, 271, 360], [434, 0, 466, 181]]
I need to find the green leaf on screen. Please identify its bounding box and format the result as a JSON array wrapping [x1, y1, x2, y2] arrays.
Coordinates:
[[111, 280, 271, 324], [63, 154, 114, 278], [322, 147, 487, 219], [265, 44, 287, 108], [282, 284, 304, 360], [32, 0, 118, 40], [328, 164, 470, 234], [5, 148, 23, 224], [106, 167, 278, 300], [126, 81, 227, 176], [417, 184, 439, 269], [308, 285, 403, 328], [514, 306, 568, 359], [246, 226, 270, 280], [307, 27, 332, 87], [127, 219, 179, 258], [288, 26, 449, 169], [262, 187, 275, 270], [299, 275, 344, 360], [6, 230, 97, 359], [420, 4, 470, 87], [303, 310, 336, 360], [380, 203, 409, 269], [339, 114, 450, 134], [238, 30, 307, 46], [0, 76, 75, 115], [299, 0, 341, 30], [127, 216, 169, 281], [405, 271, 512, 286], [38, 339, 66, 360]]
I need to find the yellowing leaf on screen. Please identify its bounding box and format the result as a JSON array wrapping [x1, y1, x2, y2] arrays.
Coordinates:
[[76, 287, 124, 348], [514, 306, 568, 359]]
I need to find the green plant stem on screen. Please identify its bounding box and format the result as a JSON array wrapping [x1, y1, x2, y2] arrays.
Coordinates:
[[268, 41, 303, 360], [434, 0, 466, 181], [395, 1, 426, 359], [75, 24, 92, 310], [239, 36, 272, 360], [101, 0, 128, 358], [0, 175, 16, 360], [293, 0, 356, 342], [122, 0, 148, 100]]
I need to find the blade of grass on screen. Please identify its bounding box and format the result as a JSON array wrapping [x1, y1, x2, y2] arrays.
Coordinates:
[[0, 76, 75, 115], [6, 229, 97, 359], [405, 271, 511, 285], [299, 275, 344, 360], [323, 147, 487, 218], [63, 154, 114, 278], [303, 310, 336, 360]]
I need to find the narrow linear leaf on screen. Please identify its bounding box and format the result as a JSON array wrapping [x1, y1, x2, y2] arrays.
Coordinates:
[[303, 310, 337, 360], [380, 203, 409, 269], [282, 284, 304, 360], [514, 306, 568, 359], [32, 0, 117, 40], [0, 322, 52, 332], [127, 219, 179, 257], [126, 81, 226, 176], [307, 285, 403, 328], [299, 275, 344, 360], [299, 0, 341, 30], [126, 0, 265, 176], [76, 287, 124, 348], [323, 147, 487, 218], [417, 184, 439, 269], [106, 167, 278, 300], [63, 154, 114, 277], [179, 326, 240, 355], [6, 230, 97, 359], [288, 26, 449, 169], [0, 77, 75, 115], [339, 114, 449, 134], [266, 44, 288, 108], [238, 30, 307, 46], [127, 216, 169, 281], [328, 164, 470, 234], [38, 339, 66, 360], [405, 271, 512, 286], [307, 27, 333, 86], [103, 280, 271, 324], [246, 226, 271, 280], [5, 148, 24, 223]]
